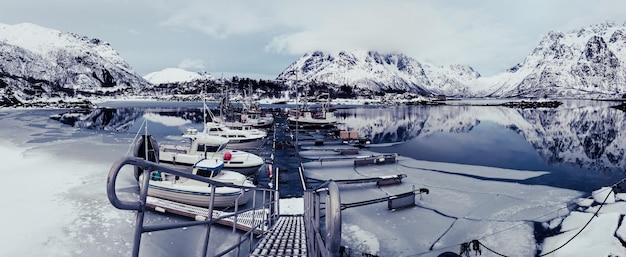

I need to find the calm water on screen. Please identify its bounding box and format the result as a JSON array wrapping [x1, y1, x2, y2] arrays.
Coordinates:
[[333, 99, 626, 192], [66, 99, 626, 193]]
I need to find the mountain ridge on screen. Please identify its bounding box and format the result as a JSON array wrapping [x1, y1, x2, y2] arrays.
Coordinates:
[[2, 21, 626, 107], [278, 20, 626, 98], [0, 22, 151, 106]]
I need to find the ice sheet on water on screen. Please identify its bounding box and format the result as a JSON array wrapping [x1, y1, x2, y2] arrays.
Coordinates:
[[584, 201, 626, 215], [302, 149, 583, 256], [0, 109, 141, 257], [592, 186, 616, 204], [0, 140, 135, 256], [541, 212, 625, 257]]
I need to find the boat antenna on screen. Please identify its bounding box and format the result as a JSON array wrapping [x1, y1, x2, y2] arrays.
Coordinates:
[[203, 93, 207, 132], [144, 118, 149, 161]]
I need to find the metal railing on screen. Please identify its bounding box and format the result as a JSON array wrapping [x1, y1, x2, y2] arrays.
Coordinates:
[[106, 156, 280, 257], [303, 180, 342, 257], [108, 118, 344, 256]]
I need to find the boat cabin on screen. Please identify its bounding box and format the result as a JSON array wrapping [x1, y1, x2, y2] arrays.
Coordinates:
[[193, 158, 225, 178], [182, 132, 230, 155]]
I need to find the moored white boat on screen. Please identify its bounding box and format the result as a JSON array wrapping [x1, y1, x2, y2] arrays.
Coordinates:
[[287, 99, 338, 128], [288, 110, 338, 128], [203, 122, 267, 149], [221, 114, 274, 130], [158, 128, 265, 175], [140, 158, 255, 208], [134, 129, 265, 175]]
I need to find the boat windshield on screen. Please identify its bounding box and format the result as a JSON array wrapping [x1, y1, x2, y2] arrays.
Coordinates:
[[217, 143, 227, 152], [197, 144, 222, 153], [195, 167, 222, 177]]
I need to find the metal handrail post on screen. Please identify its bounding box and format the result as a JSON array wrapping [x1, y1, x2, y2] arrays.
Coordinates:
[[132, 168, 152, 257], [201, 184, 217, 257]]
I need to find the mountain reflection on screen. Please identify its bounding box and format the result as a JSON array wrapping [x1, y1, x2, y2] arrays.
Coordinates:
[[52, 100, 626, 174], [334, 101, 626, 174]]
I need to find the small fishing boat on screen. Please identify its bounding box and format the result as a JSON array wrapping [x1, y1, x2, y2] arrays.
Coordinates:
[[287, 98, 337, 129], [202, 94, 268, 150], [203, 122, 267, 150], [139, 158, 255, 208], [222, 84, 274, 129], [158, 128, 265, 175], [221, 112, 274, 129]]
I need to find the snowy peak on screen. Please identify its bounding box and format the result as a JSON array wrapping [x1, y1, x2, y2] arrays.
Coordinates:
[[278, 50, 479, 96], [278, 21, 626, 98], [0, 23, 151, 106], [144, 68, 213, 84], [0, 23, 130, 70], [487, 20, 626, 98]]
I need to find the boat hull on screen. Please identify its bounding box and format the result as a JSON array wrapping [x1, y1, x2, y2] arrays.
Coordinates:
[[159, 148, 264, 175], [287, 118, 338, 129], [142, 178, 254, 208]]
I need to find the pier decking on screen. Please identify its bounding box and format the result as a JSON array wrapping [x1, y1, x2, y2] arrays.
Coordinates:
[[251, 215, 307, 256]]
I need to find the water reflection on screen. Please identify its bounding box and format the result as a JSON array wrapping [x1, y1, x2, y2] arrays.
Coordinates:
[[52, 100, 626, 190], [335, 101, 626, 172], [332, 101, 626, 191]]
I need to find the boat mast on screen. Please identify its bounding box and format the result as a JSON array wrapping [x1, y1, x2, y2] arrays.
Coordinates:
[[144, 119, 149, 162]]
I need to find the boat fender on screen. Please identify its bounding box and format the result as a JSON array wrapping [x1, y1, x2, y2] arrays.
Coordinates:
[[268, 164, 273, 178], [224, 151, 232, 161], [152, 171, 162, 181]]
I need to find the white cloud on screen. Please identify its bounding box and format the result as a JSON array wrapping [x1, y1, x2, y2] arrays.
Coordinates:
[[149, 0, 626, 75], [4, 0, 626, 77], [154, 0, 277, 38], [178, 58, 206, 70]]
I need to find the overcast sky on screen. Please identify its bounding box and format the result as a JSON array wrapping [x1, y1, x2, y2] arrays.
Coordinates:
[[1, 0, 625, 79]]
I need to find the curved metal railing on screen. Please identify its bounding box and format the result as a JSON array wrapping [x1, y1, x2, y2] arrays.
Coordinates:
[[106, 156, 280, 257]]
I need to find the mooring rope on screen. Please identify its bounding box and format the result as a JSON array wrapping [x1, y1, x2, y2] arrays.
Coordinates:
[[124, 118, 148, 157]]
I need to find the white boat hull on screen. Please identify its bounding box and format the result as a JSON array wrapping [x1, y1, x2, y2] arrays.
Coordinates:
[[159, 147, 264, 175], [203, 122, 267, 150], [287, 111, 337, 128], [141, 176, 254, 208]]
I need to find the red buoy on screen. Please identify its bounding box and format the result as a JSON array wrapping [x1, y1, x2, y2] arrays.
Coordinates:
[[223, 151, 232, 161]]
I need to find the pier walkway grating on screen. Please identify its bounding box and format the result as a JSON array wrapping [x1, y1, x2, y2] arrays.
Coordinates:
[[251, 215, 307, 257]]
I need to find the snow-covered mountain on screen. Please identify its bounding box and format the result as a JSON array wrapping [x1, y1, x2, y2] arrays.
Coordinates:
[[3, 21, 626, 105], [480, 21, 626, 98], [279, 21, 626, 98], [0, 23, 151, 106], [276, 51, 480, 96], [144, 68, 213, 84]]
